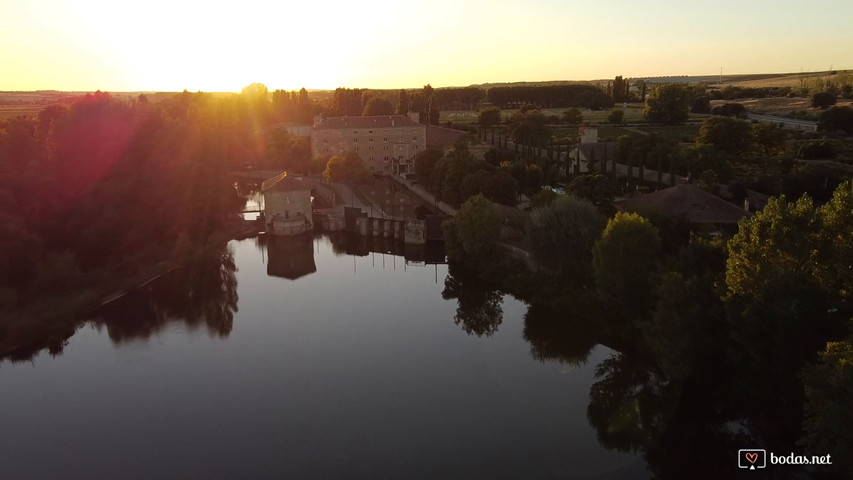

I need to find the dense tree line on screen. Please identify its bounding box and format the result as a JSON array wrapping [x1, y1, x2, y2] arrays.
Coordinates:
[[486, 84, 613, 110], [414, 144, 518, 207], [432, 87, 484, 110], [709, 85, 794, 100], [0, 90, 252, 323]]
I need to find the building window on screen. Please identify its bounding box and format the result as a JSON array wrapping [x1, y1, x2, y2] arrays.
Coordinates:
[[383, 137, 388, 142], [412, 136, 417, 141], [353, 130, 358, 134], [286, 195, 290, 204], [353, 138, 358, 143], [368, 130, 373, 134], [323, 139, 328, 144], [398, 136, 402, 142], [384, 146, 389, 151], [369, 146, 374, 151], [369, 137, 373, 143], [355, 147, 359, 152]]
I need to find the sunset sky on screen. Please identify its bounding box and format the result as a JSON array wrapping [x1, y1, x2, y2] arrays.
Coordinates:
[[2, 0, 852, 92]]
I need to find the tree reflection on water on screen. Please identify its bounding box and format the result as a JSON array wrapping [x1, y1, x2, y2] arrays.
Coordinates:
[[94, 245, 238, 343], [441, 262, 503, 337], [0, 245, 238, 362], [442, 245, 853, 479]]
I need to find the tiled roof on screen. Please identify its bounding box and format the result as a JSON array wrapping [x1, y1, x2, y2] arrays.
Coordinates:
[[426, 125, 470, 149], [261, 172, 311, 192], [616, 183, 750, 224], [314, 115, 422, 130]]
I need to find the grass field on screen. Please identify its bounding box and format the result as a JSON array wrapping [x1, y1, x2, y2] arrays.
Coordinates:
[[0, 104, 45, 120], [712, 97, 853, 115], [636, 125, 701, 142]]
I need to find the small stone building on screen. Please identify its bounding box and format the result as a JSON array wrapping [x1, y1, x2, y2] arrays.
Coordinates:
[[262, 173, 313, 236]]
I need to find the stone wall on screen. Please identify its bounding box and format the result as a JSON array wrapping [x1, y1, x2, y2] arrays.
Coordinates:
[[264, 189, 313, 236]]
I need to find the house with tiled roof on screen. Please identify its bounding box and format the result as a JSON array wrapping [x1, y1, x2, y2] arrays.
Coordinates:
[[615, 183, 750, 225], [311, 115, 426, 176]]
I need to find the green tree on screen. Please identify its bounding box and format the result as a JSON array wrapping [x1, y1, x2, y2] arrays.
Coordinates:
[[562, 108, 583, 125], [800, 335, 853, 477], [443, 194, 501, 261], [486, 170, 519, 206], [724, 186, 853, 362], [696, 116, 753, 156], [612, 75, 629, 103], [477, 107, 501, 127], [643, 84, 689, 124], [607, 109, 624, 124], [567, 174, 618, 207], [528, 195, 606, 282], [413, 148, 443, 183], [323, 151, 368, 182], [265, 125, 294, 167], [507, 108, 550, 146], [811, 91, 837, 109], [323, 155, 346, 181], [363, 97, 394, 116], [751, 122, 788, 157], [593, 212, 662, 315], [643, 238, 727, 381], [819, 106, 853, 133], [690, 92, 711, 114], [710, 102, 746, 118], [438, 143, 477, 206], [396, 89, 409, 115], [526, 164, 543, 189], [529, 189, 559, 209]]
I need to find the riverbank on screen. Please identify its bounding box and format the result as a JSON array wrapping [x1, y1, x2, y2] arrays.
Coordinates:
[[0, 215, 258, 361]]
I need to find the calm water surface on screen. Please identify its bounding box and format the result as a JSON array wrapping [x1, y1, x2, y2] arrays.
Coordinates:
[[0, 235, 645, 479]]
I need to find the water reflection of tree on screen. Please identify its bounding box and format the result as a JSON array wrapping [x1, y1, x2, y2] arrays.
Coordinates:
[[94, 246, 238, 343], [0, 246, 239, 363], [442, 262, 503, 337], [587, 353, 675, 454], [443, 233, 847, 478], [522, 302, 596, 366]]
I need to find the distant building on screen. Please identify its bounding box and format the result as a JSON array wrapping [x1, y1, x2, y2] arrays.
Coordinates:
[[262, 173, 313, 236], [312, 115, 426, 175]]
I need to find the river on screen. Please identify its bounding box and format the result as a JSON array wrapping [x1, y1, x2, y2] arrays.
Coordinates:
[[0, 234, 646, 479]]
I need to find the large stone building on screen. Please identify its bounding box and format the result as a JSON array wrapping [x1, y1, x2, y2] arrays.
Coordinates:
[[311, 115, 426, 175], [261, 173, 313, 236]]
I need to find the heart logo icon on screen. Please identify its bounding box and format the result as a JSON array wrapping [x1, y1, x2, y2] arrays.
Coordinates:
[[745, 452, 758, 464]]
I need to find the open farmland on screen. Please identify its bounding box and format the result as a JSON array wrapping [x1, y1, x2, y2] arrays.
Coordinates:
[[0, 104, 45, 120]]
